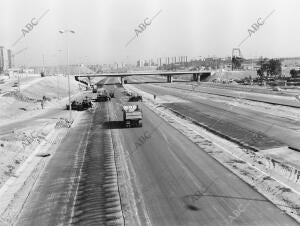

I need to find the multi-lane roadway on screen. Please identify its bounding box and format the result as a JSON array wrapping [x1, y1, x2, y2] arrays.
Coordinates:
[[15, 77, 299, 225]]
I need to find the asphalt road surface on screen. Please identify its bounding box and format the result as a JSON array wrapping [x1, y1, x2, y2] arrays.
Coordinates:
[[127, 76, 300, 151], [15, 78, 298, 225]]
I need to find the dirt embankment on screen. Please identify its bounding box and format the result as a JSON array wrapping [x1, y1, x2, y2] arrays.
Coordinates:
[[0, 76, 83, 124], [0, 75, 83, 188], [0, 124, 52, 188]]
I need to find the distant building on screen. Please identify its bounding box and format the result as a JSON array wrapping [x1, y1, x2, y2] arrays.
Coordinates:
[[137, 59, 144, 67], [0, 46, 12, 73], [7, 49, 12, 68], [157, 58, 162, 67]]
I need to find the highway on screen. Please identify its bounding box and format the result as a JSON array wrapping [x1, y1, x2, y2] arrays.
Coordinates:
[[127, 76, 300, 151], [14, 77, 299, 225]]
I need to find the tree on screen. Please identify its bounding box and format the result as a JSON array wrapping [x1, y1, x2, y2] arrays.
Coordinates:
[[257, 57, 268, 78], [257, 58, 282, 78], [257, 68, 264, 78], [290, 69, 300, 78], [231, 56, 243, 70], [268, 59, 282, 77]]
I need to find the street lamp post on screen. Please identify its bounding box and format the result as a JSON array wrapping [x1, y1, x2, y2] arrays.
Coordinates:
[[57, 49, 63, 100], [59, 29, 75, 121]]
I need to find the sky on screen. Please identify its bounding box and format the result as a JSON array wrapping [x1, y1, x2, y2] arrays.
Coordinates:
[[0, 0, 299, 66]]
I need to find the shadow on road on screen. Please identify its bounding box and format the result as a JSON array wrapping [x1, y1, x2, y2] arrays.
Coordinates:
[[102, 120, 126, 129]]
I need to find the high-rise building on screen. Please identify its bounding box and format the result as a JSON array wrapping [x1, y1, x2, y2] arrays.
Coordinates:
[[165, 57, 169, 65], [0, 47, 12, 73], [0, 47, 6, 73], [7, 49, 12, 68], [137, 59, 145, 67], [157, 58, 162, 67]]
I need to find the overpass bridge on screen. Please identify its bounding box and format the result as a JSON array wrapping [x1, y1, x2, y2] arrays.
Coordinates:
[[75, 70, 213, 85]]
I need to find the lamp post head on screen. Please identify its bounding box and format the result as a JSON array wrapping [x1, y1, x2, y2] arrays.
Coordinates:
[[59, 30, 75, 34]]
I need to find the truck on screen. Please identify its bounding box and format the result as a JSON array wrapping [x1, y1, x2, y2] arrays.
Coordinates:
[[128, 95, 142, 102], [94, 88, 111, 102], [66, 97, 92, 111], [122, 105, 142, 128], [95, 93, 111, 102]]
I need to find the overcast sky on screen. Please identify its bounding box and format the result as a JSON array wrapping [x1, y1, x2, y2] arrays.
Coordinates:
[[1, 0, 299, 66]]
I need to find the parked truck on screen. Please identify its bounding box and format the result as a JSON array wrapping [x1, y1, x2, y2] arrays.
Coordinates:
[[122, 105, 142, 127], [66, 97, 92, 111]]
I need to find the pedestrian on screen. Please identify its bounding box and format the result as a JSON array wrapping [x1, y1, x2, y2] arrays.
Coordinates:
[[154, 94, 156, 100], [41, 99, 44, 109]]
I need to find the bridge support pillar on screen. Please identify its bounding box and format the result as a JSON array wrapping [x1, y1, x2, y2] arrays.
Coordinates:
[[193, 73, 200, 82], [167, 75, 173, 83]]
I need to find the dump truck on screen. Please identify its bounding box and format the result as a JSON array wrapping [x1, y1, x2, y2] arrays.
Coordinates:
[[122, 105, 142, 127]]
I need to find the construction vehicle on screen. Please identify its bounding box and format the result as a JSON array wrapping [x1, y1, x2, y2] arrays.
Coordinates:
[[66, 98, 92, 111], [95, 93, 111, 102], [94, 88, 111, 102], [82, 97, 93, 108], [128, 95, 143, 102], [122, 105, 143, 128]]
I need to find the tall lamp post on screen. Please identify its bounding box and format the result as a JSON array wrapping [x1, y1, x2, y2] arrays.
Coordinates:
[[56, 49, 63, 100], [59, 29, 75, 121]]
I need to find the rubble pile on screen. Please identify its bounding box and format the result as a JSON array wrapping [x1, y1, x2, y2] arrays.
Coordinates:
[[13, 130, 47, 149], [55, 118, 73, 128]]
